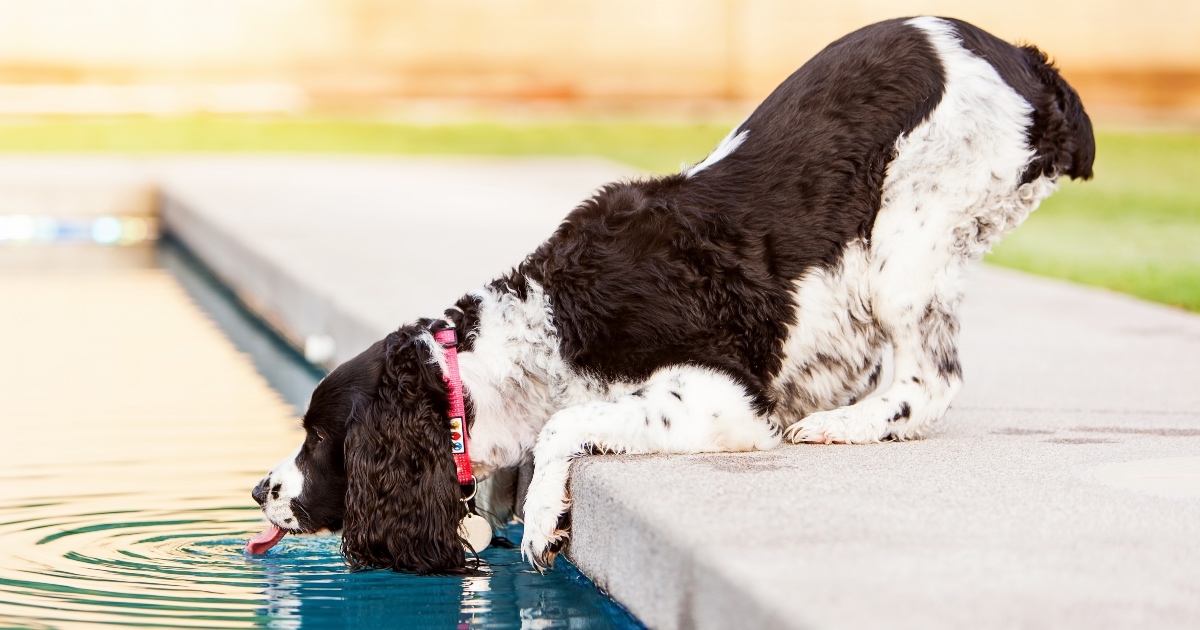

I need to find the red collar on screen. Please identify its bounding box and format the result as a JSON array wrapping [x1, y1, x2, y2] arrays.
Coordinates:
[[434, 327, 474, 487]]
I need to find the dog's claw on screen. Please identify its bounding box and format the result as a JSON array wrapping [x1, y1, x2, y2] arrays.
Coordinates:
[[785, 422, 837, 444], [785, 407, 892, 444], [521, 532, 565, 572]]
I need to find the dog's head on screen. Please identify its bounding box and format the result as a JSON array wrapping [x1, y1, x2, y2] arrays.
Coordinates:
[[250, 323, 469, 574]]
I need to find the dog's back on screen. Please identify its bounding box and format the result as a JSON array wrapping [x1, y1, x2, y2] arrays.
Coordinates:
[[520, 17, 1093, 428]]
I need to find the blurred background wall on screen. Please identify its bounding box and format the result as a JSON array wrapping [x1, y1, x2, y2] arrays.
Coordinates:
[[0, 0, 1196, 121]]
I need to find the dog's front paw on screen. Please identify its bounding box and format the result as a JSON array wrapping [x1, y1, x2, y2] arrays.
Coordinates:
[[785, 403, 891, 444], [519, 461, 572, 572], [520, 496, 569, 572], [520, 519, 568, 573]]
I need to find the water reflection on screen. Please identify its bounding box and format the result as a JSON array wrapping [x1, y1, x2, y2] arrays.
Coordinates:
[[0, 241, 640, 629], [254, 523, 622, 629], [1, 494, 626, 628], [158, 239, 325, 414]]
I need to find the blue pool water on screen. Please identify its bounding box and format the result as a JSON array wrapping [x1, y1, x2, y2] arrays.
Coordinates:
[[0, 241, 642, 629], [0, 506, 635, 629]]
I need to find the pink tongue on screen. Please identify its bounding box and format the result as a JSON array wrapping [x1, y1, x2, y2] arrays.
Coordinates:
[[246, 524, 287, 554]]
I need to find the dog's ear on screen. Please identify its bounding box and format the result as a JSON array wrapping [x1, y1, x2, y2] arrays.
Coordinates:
[[1022, 45, 1095, 182], [342, 324, 468, 574]]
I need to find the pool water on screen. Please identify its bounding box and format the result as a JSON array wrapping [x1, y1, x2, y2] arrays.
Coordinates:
[[0, 504, 627, 628], [0, 241, 642, 629]]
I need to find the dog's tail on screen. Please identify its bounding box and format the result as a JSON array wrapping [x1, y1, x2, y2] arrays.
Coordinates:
[[1021, 46, 1096, 182]]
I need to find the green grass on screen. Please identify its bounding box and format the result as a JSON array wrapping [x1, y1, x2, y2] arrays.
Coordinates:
[[986, 132, 1200, 312], [0, 117, 730, 173], [0, 117, 1196, 311]]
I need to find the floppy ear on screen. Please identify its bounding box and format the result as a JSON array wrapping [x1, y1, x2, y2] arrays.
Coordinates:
[[342, 324, 468, 574]]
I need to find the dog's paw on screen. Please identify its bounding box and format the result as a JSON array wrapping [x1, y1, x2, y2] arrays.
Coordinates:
[[520, 521, 568, 573], [785, 403, 892, 444], [520, 494, 569, 572], [519, 463, 572, 572]]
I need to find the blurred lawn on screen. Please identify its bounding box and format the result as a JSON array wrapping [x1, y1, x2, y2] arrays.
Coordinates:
[[0, 118, 1195, 311], [987, 132, 1200, 312], [0, 117, 728, 173]]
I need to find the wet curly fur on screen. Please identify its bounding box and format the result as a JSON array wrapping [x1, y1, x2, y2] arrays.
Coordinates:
[[341, 326, 470, 574]]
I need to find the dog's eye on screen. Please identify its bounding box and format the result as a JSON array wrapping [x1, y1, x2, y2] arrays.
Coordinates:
[[315, 430, 326, 443]]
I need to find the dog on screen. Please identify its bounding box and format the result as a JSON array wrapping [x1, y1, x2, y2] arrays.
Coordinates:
[[248, 16, 1094, 574]]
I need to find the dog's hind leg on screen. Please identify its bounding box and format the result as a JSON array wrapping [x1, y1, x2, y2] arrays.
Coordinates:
[[787, 16, 1060, 445], [519, 365, 781, 570], [784, 269, 965, 445], [791, 269, 969, 444], [783, 138, 979, 445], [784, 148, 977, 445]]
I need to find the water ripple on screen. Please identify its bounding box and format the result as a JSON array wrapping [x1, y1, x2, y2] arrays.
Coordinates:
[[1, 246, 641, 629], [0, 498, 638, 629]]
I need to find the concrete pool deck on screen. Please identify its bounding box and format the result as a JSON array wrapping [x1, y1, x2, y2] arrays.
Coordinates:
[[5, 156, 1200, 628]]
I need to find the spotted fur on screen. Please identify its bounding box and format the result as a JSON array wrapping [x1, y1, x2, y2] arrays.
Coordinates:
[[252, 16, 1094, 573]]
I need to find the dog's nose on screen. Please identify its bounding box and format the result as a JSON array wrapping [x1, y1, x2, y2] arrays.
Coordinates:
[[251, 479, 269, 506]]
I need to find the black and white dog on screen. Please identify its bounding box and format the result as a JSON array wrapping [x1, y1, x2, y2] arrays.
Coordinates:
[[249, 16, 1094, 574]]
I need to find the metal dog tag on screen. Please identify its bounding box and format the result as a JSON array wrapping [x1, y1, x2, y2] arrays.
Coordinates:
[[459, 513, 492, 552]]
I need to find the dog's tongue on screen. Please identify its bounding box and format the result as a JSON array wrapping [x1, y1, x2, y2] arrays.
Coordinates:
[[246, 524, 287, 554]]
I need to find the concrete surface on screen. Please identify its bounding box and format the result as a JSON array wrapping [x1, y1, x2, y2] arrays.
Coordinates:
[[155, 155, 636, 366], [3, 156, 1197, 628], [569, 267, 1200, 630]]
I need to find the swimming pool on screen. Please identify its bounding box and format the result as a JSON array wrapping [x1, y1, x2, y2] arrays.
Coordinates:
[[0, 240, 642, 629]]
